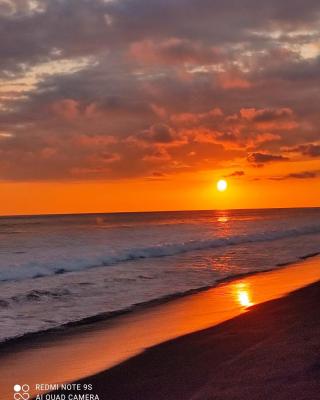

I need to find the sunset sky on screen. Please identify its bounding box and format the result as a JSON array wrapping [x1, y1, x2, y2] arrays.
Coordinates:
[[1, 0, 320, 215]]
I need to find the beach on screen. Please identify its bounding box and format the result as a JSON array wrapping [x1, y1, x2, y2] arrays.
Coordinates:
[[69, 279, 320, 400], [1, 255, 319, 400], [72, 282, 320, 400]]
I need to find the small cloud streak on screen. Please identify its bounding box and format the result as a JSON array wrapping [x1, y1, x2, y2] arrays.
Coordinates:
[[247, 152, 289, 166], [225, 170, 245, 177], [270, 170, 320, 180]]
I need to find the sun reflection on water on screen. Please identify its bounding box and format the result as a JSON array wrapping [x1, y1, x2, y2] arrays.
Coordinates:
[[217, 216, 229, 223]]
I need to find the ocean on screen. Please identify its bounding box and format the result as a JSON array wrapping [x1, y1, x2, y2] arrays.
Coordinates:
[[0, 208, 319, 342]]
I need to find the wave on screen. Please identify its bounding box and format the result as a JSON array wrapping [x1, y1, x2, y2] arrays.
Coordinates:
[[1, 249, 320, 345], [0, 284, 216, 345], [1, 223, 320, 282]]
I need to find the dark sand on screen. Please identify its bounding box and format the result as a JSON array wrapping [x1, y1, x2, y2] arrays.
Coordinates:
[[52, 280, 320, 400]]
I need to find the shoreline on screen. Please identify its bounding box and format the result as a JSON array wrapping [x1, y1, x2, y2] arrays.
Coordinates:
[[57, 280, 320, 400], [1, 255, 319, 400], [1, 251, 319, 348]]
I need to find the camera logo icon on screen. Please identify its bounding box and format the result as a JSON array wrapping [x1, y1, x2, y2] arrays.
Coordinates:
[[13, 384, 30, 400]]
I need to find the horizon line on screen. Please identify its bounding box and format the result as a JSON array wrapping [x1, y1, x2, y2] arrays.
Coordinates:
[[1, 205, 320, 219]]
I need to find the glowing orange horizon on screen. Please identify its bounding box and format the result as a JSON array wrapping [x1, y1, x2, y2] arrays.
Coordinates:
[[1, 171, 320, 216]]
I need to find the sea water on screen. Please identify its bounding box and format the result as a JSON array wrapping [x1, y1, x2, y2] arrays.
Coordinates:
[[0, 208, 319, 342]]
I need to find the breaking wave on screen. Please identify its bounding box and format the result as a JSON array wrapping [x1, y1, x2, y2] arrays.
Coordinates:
[[1, 223, 320, 282]]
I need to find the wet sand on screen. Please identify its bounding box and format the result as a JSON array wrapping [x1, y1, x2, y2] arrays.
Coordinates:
[[0, 256, 319, 400], [67, 279, 320, 400]]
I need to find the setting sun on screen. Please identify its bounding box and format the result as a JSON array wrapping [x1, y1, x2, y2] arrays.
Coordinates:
[[217, 179, 228, 192]]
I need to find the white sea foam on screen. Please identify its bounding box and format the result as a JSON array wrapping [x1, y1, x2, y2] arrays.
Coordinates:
[[0, 222, 319, 282]]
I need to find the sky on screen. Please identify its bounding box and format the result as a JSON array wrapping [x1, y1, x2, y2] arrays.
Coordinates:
[[0, 0, 320, 215]]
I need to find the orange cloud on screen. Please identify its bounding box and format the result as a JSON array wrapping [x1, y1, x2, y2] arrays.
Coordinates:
[[217, 73, 251, 89], [51, 99, 80, 121]]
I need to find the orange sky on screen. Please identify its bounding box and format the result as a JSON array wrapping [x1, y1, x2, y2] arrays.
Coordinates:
[[1, 168, 320, 216]]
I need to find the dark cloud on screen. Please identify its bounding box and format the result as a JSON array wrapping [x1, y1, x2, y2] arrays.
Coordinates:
[[247, 108, 293, 123], [138, 124, 178, 144], [247, 152, 289, 166], [271, 170, 320, 180], [291, 143, 320, 158], [288, 171, 319, 179], [1, 0, 320, 75], [225, 171, 245, 177], [0, 0, 112, 76], [130, 38, 224, 66]]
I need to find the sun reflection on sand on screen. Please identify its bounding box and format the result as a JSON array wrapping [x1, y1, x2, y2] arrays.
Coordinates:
[[234, 283, 254, 308]]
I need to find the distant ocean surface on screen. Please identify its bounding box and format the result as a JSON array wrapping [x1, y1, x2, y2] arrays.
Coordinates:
[[1, 208, 320, 342]]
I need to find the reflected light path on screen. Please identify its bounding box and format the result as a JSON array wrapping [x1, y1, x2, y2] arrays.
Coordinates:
[[0, 256, 319, 400], [217, 216, 229, 223], [215, 210, 231, 238]]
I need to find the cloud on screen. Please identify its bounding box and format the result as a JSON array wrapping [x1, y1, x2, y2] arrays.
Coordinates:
[[129, 38, 223, 65], [240, 107, 293, 123], [247, 152, 289, 166], [225, 170, 245, 177], [271, 170, 320, 180], [0, 0, 320, 181], [291, 143, 320, 157], [138, 124, 178, 144], [288, 171, 319, 179]]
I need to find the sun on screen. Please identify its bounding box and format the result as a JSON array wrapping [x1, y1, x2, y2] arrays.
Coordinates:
[[217, 179, 228, 192]]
